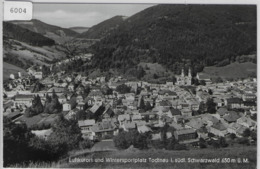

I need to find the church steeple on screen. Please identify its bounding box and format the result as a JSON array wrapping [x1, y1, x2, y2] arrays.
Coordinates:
[[181, 68, 184, 77], [188, 68, 192, 78]]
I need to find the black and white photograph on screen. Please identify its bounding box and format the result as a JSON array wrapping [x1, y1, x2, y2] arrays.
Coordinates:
[[2, 2, 257, 168]]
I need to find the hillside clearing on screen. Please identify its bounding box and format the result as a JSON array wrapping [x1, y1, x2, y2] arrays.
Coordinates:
[[202, 62, 256, 80], [3, 62, 27, 81]]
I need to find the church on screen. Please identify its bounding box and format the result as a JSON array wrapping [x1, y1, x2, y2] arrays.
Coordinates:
[[176, 68, 192, 86]]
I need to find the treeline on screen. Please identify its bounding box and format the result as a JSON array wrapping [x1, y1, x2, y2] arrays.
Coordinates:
[[3, 22, 55, 46], [25, 90, 62, 117], [90, 5, 256, 78], [3, 115, 91, 167]]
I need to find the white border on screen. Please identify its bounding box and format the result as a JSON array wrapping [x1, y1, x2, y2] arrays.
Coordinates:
[[1, 0, 259, 4], [0, 1, 259, 169]]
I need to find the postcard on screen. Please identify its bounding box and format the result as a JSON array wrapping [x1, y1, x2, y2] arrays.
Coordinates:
[[1, 1, 257, 168]]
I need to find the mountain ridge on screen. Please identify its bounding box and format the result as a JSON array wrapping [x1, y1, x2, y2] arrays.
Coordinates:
[[10, 19, 79, 43], [89, 5, 256, 78]]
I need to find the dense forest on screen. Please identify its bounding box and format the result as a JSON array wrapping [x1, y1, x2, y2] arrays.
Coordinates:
[[3, 22, 56, 46], [89, 5, 256, 77]]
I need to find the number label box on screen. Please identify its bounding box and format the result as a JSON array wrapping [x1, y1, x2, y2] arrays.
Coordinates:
[[4, 1, 33, 21]]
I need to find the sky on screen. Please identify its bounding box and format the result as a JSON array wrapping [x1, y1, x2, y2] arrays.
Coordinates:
[[33, 4, 155, 28]]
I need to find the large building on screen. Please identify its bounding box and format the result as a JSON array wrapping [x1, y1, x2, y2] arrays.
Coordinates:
[[176, 68, 192, 86]]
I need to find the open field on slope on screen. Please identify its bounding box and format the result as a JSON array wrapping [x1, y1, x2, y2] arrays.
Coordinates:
[[202, 62, 256, 80], [3, 62, 27, 81]]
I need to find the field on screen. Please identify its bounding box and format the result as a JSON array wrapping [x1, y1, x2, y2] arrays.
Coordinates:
[[60, 146, 256, 169], [202, 62, 256, 80], [3, 62, 27, 81]]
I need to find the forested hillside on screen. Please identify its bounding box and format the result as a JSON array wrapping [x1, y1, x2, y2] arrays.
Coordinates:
[[3, 22, 67, 78], [3, 22, 55, 46], [90, 5, 256, 77], [10, 19, 79, 43]]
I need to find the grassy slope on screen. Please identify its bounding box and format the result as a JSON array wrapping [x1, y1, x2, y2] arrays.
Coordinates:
[[3, 39, 66, 71], [61, 146, 256, 169], [3, 62, 27, 80], [202, 62, 256, 79]]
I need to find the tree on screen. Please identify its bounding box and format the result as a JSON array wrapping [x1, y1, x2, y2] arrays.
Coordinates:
[[250, 130, 257, 141], [113, 130, 149, 150], [136, 66, 146, 79], [160, 123, 169, 148], [3, 117, 33, 166], [243, 128, 251, 137], [192, 78, 200, 86], [138, 97, 145, 110], [135, 133, 149, 150], [208, 89, 213, 95], [76, 110, 86, 120], [174, 144, 187, 150], [200, 80, 206, 86], [115, 84, 131, 94], [25, 95, 44, 117], [44, 91, 62, 114], [79, 139, 94, 149], [167, 137, 177, 150], [191, 88, 196, 95], [113, 131, 130, 149], [206, 98, 216, 114], [145, 102, 153, 111], [229, 133, 236, 140], [198, 102, 206, 114], [153, 73, 159, 79], [219, 137, 228, 147], [212, 141, 220, 148], [208, 132, 215, 138], [199, 138, 207, 148], [48, 114, 82, 151], [69, 96, 77, 109], [215, 77, 223, 83], [251, 113, 257, 121]]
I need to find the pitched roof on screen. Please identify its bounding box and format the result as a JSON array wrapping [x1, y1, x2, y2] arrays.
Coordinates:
[[123, 122, 136, 129], [91, 121, 116, 132], [158, 90, 177, 96], [89, 104, 102, 114], [223, 111, 241, 122], [175, 128, 196, 135], [132, 114, 142, 120], [211, 122, 226, 131], [217, 107, 228, 116], [226, 98, 243, 104], [15, 94, 34, 100], [6, 111, 22, 120], [169, 108, 181, 116], [138, 125, 152, 133], [237, 116, 256, 126], [186, 118, 204, 130], [159, 100, 172, 107], [47, 87, 67, 93], [118, 114, 130, 121], [88, 90, 103, 97], [201, 114, 219, 124], [78, 119, 96, 127]]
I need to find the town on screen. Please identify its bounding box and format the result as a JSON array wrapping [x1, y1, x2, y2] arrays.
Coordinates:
[[3, 58, 257, 152]]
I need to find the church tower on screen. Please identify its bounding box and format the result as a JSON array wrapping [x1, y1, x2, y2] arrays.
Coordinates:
[[188, 68, 192, 78], [181, 68, 184, 77]]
